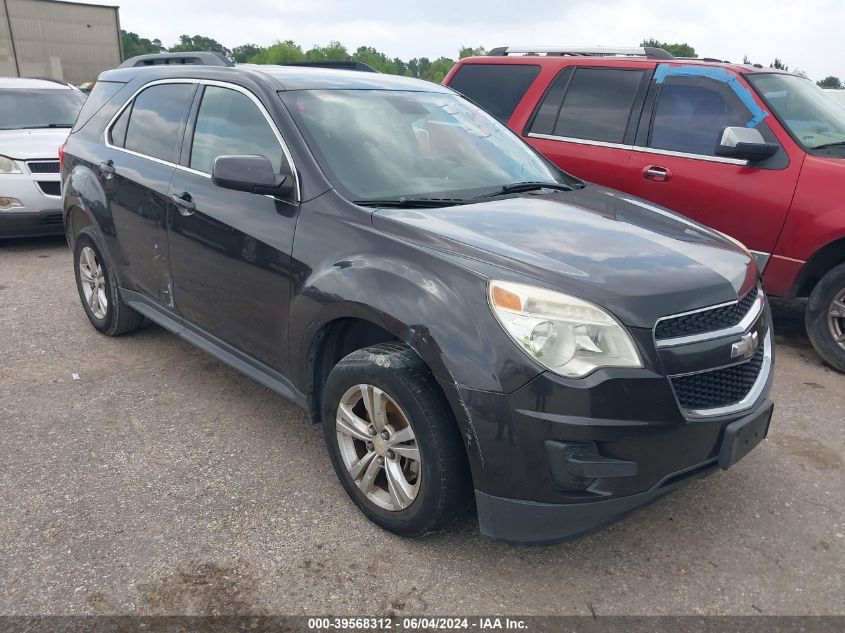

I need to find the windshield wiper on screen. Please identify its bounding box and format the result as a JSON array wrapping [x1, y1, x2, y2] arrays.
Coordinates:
[[355, 197, 469, 208], [474, 181, 574, 199], [23, 124, 73, 129], [812, 141, 845, 150]]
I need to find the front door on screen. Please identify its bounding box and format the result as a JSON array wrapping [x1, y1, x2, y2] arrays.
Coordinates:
[[627, 67, 803, 260], [167, 83, 299, 372], [523, 64, 654, 191]]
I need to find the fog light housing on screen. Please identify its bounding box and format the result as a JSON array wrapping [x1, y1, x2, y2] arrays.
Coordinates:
[[0, 197, 24, 210]]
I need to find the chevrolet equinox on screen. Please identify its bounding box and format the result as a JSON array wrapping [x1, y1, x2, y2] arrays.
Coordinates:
[[61, 63, 774, 544]]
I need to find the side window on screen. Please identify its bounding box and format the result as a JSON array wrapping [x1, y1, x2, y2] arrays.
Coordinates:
[[549, 68, 645, 143], [122, 83, 195, 163], [189, 86, 284, 174], [649, 76, 752, 156], [109, 104, 130, 147], [447, 64, 541, 123]]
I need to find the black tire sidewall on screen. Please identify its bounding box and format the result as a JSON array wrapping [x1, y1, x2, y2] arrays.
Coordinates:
[[73, 232, 118, 334], [320, 350, 457, 536], [806, 263, 845, 372]]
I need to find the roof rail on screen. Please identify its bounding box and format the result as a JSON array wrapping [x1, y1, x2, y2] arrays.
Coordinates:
[[487, 46, 674, 60], [119, 51, 234, 68], [674, 56, 732, 64], [279, 60, 379, 73]]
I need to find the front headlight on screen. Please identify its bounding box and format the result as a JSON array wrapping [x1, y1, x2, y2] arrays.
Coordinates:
[[488, 280, 642, 378], [0, 155, 22, 174]]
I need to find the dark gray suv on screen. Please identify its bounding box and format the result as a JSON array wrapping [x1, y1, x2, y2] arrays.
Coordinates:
[[61, 63, 774, 544]]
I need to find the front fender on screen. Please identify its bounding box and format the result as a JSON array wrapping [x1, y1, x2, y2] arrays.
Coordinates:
[[289, 252, 541, 395]]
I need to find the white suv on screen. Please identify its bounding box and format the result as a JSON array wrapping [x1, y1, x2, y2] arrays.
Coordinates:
[[1, 77, 86, 238]]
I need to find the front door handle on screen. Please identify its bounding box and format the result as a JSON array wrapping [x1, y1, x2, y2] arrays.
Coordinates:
[[99, 160, 115, 178], [642, 165, 673, 182], [170, 192, 196, 215]]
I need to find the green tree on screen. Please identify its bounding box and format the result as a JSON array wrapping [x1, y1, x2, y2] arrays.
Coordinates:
[[231, 44, 264, 63], [640, 38, 696, 58], [817, 76, 843, 89], [423, 57, 456, 83], [169, 34, 231, 59], [407, 57, 432, 79], [251, 40, 306, 64], [770, 58, 789, 71], [392, 57, 410, 76], [459, 46, 486, 59], [352, 46, 398, 73], [305, 41, 351, 62], [121, 30, 165, 59]]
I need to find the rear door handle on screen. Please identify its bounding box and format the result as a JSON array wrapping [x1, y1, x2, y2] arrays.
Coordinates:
[[99, 160, 115, 178], [170, 192, 196, 215], [642, 165, 672, 182]]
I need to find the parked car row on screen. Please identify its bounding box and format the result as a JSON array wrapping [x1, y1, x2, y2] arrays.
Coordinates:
[[53, 50, 774, 544], [0, 77, 85, 238], [444, 47, 845, 372]]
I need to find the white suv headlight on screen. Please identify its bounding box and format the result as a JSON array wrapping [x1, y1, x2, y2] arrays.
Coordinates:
[[0, 155, 22, 174], [488, 280, 642, 378]]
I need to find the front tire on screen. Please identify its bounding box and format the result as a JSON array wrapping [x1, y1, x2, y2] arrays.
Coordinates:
[[806, 262, 845, 372], [73, 230, 144, 336], [321, 343, 470, 537]]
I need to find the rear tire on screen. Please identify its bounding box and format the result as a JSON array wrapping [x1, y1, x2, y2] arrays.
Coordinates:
[[321, 343, 470, 537], [806, 262, 845, 372], [73, 229, 145, 336]]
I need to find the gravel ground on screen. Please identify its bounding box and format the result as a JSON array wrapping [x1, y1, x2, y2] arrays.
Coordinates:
[[1, 236, 843, 616]]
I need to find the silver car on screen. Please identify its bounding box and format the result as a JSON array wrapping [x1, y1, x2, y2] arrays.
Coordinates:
[[1, 77, 86, 238]]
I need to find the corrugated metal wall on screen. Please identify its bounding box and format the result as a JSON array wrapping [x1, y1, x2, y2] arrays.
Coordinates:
[[0, 0, 121, 84]]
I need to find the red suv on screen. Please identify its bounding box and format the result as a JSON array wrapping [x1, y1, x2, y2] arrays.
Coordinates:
[[445, 46, 845, 371]]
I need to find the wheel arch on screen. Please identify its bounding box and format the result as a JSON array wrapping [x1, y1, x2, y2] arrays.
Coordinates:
[[792, 236, 845, 298]]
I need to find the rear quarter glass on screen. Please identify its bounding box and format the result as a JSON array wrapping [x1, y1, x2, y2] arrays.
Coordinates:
[[71, 81, 126, 133], [447, 63, 540, 122]]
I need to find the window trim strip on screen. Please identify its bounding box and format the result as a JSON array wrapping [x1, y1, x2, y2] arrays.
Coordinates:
[[102, 78, 301, 202], [526, 132, 749, 165]]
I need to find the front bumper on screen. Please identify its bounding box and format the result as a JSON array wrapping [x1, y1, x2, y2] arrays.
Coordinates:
[[1, 172, 63, 238], [447, 300, 775, 545], [476, 399, 773, 545]]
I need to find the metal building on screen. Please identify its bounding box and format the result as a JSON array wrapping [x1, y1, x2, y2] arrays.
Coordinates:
[[0, 0, 122, 85]]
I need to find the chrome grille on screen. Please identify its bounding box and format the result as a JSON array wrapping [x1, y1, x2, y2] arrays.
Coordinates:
[[671, 343, 766, 411], [655, 287, 758, 340]]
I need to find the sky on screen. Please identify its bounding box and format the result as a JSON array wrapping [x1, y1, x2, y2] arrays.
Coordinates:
[[96, 0, 843, 81]]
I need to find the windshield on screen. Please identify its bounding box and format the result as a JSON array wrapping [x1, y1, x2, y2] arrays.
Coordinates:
[[280, 89, 573, 201], [747, 74, 845, 151], [0, 88, 86, 130]]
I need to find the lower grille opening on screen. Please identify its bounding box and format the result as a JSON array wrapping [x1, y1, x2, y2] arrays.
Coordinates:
[[671, 343, 765, 411], [37, 181, 61, 197], [38, 213, 63, 225]]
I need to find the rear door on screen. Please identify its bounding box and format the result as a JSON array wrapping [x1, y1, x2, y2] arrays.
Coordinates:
[[104, 81, 196, 302], [522, 64, 654, 190], [626, 67, 802, 258], [167, 83, 299, 372]]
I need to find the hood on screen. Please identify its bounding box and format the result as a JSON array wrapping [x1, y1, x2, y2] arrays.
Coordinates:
[[0, 128, 70, 160], [371, 186, 757, 329]]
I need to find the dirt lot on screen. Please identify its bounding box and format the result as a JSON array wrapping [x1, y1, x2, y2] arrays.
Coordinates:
[[1, 236, 843, 616]]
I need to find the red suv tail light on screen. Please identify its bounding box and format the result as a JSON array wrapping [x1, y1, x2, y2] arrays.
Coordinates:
[[58, 142, 66, 173]]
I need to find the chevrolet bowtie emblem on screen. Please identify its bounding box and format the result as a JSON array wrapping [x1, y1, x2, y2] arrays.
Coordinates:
[[731, 331, 760, 361]]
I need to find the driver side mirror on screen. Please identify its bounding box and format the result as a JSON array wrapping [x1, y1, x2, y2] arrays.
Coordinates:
[[716, 127, 779, 162], [212, 155, 294, 198]]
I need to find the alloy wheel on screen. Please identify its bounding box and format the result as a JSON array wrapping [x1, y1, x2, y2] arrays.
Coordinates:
[[828, 288, 845, 352], [335, 384, 421, 512], [78, 246, 108, 320]]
